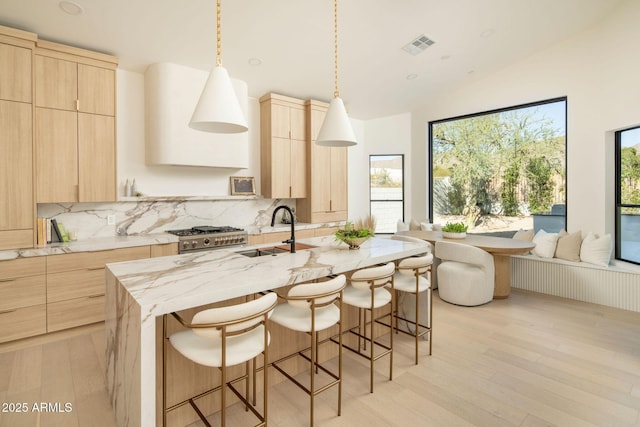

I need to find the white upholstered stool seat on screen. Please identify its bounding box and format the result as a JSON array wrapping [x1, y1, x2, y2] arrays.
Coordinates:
[[340, 262, 396, 393], [169, 325, 268, 368], [163, 292, 278, 427], [270, 275, 346, 426]]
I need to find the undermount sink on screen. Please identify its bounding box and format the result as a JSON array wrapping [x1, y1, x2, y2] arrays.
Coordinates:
[[236, 243, 316, 258], [236, 247, 289, 258]]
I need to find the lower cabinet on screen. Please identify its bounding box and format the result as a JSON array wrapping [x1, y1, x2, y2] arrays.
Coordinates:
[[0, 258, 46, 342], [45, 246, 150, 332]]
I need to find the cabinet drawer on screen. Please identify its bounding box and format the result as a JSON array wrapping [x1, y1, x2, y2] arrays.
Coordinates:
[[310, 211, 347, 224], [0, 275, 46, 310], [47, 268, 104, 303], [47, 295, 105, 332], [314, 227, 339, 237], [150, 243, 179, 257], [47, 246, 150, 273], [0, 257, 45, 280], [0, 304, 46, 343]]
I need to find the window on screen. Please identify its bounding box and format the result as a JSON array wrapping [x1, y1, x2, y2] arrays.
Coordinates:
[[615, 126, 640, 265], [370, 155, 404, 233], [430, 98, 567, 236]]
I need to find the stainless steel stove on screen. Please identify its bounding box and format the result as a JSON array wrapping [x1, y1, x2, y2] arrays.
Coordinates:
[[166, 226, 248, 253]]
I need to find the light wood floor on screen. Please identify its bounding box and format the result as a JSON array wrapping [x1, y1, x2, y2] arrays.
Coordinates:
[[2, 289, 640, 426]]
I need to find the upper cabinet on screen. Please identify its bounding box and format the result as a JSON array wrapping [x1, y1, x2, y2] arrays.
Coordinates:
[[296, 100, 348, 223], [34, 40, 117, 203], [0, 26, 36, 250], [260, 93, 307, 199], [0, 41, 33, 103]]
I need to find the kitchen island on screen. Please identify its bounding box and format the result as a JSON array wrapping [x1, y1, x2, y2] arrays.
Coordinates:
[[105, 235, 428, 426]]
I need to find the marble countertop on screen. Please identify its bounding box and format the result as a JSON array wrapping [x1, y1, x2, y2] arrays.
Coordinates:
[[106, 236, 428, 316], [0, 234, 179, 261], [0, 222, 344, 261]]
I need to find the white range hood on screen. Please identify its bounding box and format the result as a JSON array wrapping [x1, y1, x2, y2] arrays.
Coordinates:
[[144, 62, 249, 168]]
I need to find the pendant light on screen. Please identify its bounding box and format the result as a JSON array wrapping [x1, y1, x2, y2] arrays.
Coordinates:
[[316, 0, 357, 146], [189, 0, 248, 134]]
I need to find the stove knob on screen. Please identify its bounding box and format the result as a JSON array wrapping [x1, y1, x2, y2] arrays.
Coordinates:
[[203, 238, 210, 246], [182, 241, 189, 250], [191, 240, 197, 248]]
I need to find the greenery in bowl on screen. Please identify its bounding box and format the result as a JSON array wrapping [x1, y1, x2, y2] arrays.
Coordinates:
[[335, 216, 376, 249], [441, 222, 468, 233]]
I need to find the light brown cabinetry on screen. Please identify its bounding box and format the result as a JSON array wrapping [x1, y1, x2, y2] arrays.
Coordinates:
[[0, 258, 46, 343], [260, 93, 307, 199], [0, 28, 36, 250], [296, 100, 348, 223], [34, 41, 117, 203], [150, 243, 179, 257], [46, 246, 149, 332]]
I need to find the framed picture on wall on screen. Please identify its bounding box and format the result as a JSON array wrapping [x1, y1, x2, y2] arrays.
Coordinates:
[[230, 176, 256, 195]]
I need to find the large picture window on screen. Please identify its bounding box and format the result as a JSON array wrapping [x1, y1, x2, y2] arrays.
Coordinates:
[[615, 126, 640, 265], [370, 155, 404, 233], [430, 98, 567, 236]]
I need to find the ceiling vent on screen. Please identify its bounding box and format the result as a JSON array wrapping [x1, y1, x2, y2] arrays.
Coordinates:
[[402, 34, 435, 56]]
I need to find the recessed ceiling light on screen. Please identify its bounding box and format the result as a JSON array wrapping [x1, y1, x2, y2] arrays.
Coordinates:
[[406, 73, 418, 80], [59, 1, 84, 15], [480, 29, 495, 38], [440, 55, 451, 60], [248, 58, 262, 66]]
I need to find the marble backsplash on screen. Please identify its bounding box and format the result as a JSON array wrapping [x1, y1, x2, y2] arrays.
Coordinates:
[[37, 197, 295, 241]]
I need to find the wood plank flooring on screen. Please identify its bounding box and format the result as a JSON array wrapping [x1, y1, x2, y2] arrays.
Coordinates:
[[2, 289, 640, 426]]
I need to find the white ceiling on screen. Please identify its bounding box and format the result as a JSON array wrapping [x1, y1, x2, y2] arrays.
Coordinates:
[[0, 0, 625, 119]]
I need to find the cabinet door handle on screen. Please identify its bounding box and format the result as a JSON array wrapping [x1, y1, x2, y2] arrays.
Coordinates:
[[88, 267, 104, 271], [0, 278, 15, 283], [0, 309, 16, 315], [88, 293, 105, 299]]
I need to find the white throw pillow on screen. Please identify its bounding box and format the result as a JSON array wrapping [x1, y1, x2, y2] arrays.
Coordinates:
[[531, 229, 559, 258], [409, 218, 421, 230], [580, 232, 612, 267], [420, 222, 433, 231], [432, 223, 442, 231], [397, 220, 409, 232], [513, 229, 534, 241]]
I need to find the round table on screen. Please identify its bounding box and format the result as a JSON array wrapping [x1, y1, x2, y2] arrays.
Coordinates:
[[398, 230, 535, 298]]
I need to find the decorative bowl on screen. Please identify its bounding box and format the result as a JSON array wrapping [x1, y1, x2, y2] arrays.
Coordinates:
[[339, 236, 370, 249], [442, 231, 467, 239]]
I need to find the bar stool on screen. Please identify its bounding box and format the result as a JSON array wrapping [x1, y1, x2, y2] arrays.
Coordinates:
[[269, 275, 346, 426], [340, 262, 396, 393], [391, 234, 434, 364], [162, 292, 278, 427]]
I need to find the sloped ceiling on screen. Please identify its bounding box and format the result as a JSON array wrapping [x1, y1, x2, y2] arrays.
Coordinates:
[[0, 0, 626, 119]]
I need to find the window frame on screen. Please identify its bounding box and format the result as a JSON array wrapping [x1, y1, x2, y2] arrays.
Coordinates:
[[428, 97, 568, 234], [615, 125, 640, 265], [369, 154, 405, 234]]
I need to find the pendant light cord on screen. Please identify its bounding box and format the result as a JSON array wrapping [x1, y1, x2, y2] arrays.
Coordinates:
[[216, 0, 222, 66], [333, 0, 339, 98]]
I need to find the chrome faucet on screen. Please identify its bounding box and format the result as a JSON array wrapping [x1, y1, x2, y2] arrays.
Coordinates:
[[271, 205, 296, 253]]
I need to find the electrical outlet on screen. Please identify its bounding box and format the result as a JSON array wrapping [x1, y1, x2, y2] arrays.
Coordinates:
[[107, 215, 116, 225]]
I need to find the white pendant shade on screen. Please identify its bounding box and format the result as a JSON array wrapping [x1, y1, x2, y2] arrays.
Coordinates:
[[189, 65, 248, 134], [316, 97, 357, 147]]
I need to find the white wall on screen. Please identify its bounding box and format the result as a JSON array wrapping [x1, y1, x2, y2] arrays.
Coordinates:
[[116, 69, 262, 198], [406, 0, 640, 237], [349, 113, 412, 221]]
